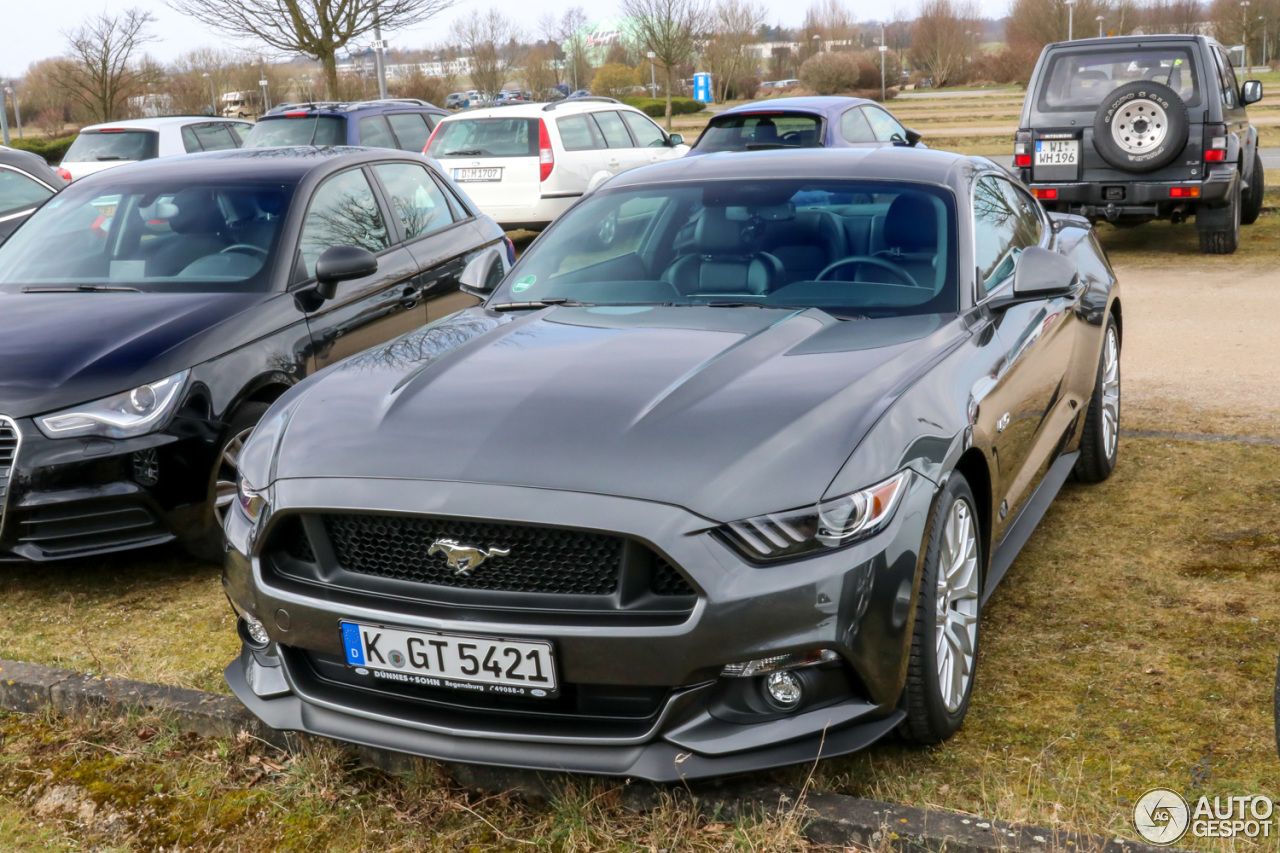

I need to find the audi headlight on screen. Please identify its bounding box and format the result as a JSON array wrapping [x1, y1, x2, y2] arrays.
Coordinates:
[[721, 471, 911, 562], [235, 473, 268, 524], [36, 371, 190, 440]]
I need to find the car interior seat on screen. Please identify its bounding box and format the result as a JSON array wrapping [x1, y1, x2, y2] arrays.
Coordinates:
[[147, 188, 229, 277], [662, 207, 784, 295], [761, 209, 846, 283], [752, 119, 779, 146], [872, 194, 939, 288]]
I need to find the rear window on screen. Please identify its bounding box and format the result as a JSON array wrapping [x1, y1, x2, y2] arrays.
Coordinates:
[[1037, 47, 1201, 111], [693, 113, 822, 152], [426, 118, 538, 158], [243, 115, 347, 148], [64, 130, 159, 164]]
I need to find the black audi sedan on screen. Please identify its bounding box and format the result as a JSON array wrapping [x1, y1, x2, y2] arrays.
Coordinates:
[[0, 147, 506, 562], [224, 148, 1122, 780], [0, 147, 68, 242]]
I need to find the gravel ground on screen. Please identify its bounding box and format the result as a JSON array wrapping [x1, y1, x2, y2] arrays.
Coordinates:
[[1113, 262, 1280, 437]]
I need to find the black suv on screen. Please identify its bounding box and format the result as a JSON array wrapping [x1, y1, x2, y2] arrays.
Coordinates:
[[1016, 35, 1263, 254], [244, 99, 449, 153]]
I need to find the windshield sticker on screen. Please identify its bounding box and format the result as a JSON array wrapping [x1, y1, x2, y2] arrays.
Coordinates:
[[511, 275, 536, 293]]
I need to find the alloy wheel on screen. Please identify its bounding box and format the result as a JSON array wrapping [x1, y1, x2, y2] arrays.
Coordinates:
[[935, 497, 980, 712], [1101, 326, 1120, 462], [213, 426, 255, 527], [1111, 101, 1169, 155]]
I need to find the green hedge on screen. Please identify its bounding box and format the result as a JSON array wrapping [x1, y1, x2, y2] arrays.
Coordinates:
[[620, 97, 705, 118], [10, 135, 78, 165]]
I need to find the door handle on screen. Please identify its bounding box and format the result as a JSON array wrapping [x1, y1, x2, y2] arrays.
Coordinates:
[[399, 284, 421, 309]]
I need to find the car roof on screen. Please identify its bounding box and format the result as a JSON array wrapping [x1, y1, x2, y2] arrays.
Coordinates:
[[444, 100, 638, 120], [263, 99, 447, 117], [602, 147, 980, 190], [79, 116, 251, 132], [0, 147, 65, 182], [719, 96, 878, 116], [65, 146, 416, 183], [1045, 33, 1209, 49]]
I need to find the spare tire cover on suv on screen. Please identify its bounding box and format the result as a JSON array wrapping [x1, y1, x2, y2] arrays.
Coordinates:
[[1093, 80, 1189, 173]]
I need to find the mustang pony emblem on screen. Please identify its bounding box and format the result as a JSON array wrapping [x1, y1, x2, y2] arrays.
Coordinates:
[[428, 538, 510, 575]]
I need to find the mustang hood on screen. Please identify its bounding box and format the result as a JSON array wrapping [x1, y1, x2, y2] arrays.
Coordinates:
[[0, 291, 265, 418], [272, 306, 965, 522]]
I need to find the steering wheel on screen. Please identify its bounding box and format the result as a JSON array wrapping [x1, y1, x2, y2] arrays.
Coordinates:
[[816, 255, 919, 287], [220, 243, 269, 257]]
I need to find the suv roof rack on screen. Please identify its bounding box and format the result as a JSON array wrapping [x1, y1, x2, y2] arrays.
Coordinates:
[[266, 98, 440, 115], [542, 97, 622, 112]]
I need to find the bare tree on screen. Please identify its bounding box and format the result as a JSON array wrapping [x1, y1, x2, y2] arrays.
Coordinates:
[[522, 46, 560, 95], [52, 8, 157, 123], [450, 8, 518, 98], [622, 0, 708, 128], [704, 0, 768, 101], [541, 7, 591, 90], [1151, 0, 1211, 35], [167, 0, 456, 97], [804, 0, 857, 48], [911, 0, 980, 87]]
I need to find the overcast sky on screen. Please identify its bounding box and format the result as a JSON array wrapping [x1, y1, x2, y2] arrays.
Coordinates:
[[0, 0, 1013, 78]]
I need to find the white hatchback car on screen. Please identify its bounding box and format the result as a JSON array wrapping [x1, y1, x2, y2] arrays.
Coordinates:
[[58, 116, 253, 181], [425, 98, 689, 230]]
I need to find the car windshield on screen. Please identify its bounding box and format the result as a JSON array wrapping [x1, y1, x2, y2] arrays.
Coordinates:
[[64, 130, 159, 163], [427, 118, 538, 158], [694, 114, 823, 152], [0, 178, 296, 292], [494, 179, 958, 317], [243, 115, 346, 148], [1039, 47, 1201, 110]]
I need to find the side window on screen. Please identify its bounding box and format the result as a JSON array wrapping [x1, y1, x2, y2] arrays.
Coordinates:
[[181, 126, 202, 153], [557, 115, 598, 151], [373, 162, 456, 241], [621, 110, 666, 147], [863, 107, 908, 143], [973, 176, 1032, 292], [227, 123, 248, 146], [295, 169, 389, 283], [840, 108, 875, 143], [591, 111, 634, 148], [1214, 48, 1240, 108], [192, 123, 238, 151], [998, 180, 1043, 247], [358, 115, 396, 148], [0, 168, 54, 215], [387, 113, 431, 152]]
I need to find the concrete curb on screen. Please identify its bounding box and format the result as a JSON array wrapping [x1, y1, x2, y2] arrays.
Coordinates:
[[0, 658, 1188, 853]]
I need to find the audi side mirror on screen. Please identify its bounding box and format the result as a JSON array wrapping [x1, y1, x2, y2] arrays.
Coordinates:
[[316, 246, 378, 293], [460, 248, 506, 296], [1243, 80, 1263, 105]]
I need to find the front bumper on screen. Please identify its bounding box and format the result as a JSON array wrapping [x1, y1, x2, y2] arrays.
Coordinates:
[[223, 474, 937, 781], [1025, 164, 1238, 221], [0, 414, 218, 561]]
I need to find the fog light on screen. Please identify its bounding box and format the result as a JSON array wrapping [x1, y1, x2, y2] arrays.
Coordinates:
[[766, 670, 803, 708], [239, 614, 270, 649]]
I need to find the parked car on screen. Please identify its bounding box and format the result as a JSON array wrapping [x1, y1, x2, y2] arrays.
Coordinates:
[[445, 92, 468, 110], [0, 147, 67, 242], [567, 89, 592, 99], [0, 146, 508, 563], [687, 97, 923, 155], [1015, 34, 1263, 254], [58, 116, 253, 181], [244, 99, 448, 153], [495, 90, 529, 106], [424, 98, 689, 230], [225, 147, 1122, 781]]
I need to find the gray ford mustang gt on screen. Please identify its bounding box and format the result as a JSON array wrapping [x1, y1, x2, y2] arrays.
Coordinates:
[[223, 148, 1122, 781]]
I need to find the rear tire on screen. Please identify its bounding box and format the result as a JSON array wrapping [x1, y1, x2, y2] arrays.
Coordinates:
[[900, 475, 982, 744], [1073, 315, 1121, 484], [1242, 150, 1265, 226], [182, 402, 270, 563], [1198, 178, 1241, 255]]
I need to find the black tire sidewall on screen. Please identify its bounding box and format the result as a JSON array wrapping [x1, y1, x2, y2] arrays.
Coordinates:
[[1076, 316, 1121, 482], [183, 402, 271, 562], [1242, 150, 1265, 225], [1092, 81, 1189, 173]]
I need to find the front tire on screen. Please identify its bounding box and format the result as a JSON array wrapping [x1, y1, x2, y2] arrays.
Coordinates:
[[182, 402, 269, 563], [1242, 150, 1265, 226], [1074, 315, 1121, 484], [900, 475, 982, 744]]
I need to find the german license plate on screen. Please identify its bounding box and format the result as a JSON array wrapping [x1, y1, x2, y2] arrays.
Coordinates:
[[453, 167, 502, 182], [1035, 139, 1078, 166], [340, 622, 557, 698]]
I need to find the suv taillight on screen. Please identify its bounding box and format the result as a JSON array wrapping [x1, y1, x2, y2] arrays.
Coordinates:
[[1203, 123, 1228, 163], [538, 119, 554, 182], [1014, 130, 1032, 168]]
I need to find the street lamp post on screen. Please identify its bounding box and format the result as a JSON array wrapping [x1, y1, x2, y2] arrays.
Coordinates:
[[4, 86, 21, 138], [372, 4, 388, 100], [878, 23, 887, 101], [647, 51, 657, 96], [0, 88, 9, 146], [259, 78, 270, 112], [1065, 0, 1076, 41], [1262, 16, 1268, 67], [1097, 15, 1105, 38], [202, 72, 216, 116], [1242, 1, 1251, 72]]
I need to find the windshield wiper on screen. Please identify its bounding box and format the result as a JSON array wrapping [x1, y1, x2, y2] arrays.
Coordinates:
[[93, 155, 131, 161], [444, 149, 484, 156], [705, 301, 774, 308], [488, 297, 592, 311], [23, 284, 142, 293]]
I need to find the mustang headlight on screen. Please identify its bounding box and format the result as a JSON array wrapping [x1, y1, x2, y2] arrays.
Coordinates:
[[721, 470, 911, 562], [36, 371, 190, 440], [235, 473, 268, 524]]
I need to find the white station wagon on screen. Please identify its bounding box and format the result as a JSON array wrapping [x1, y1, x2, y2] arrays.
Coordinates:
[[425, 98, 689, 230], [58, 116, 253, 181]]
